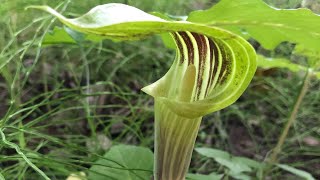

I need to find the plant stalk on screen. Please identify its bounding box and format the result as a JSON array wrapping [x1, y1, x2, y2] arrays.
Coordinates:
[[154, 100, 202, 180], [269, 69, 311, 164]]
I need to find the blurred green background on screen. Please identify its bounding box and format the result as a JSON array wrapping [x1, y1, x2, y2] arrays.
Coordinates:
[[0, 0, 319, 179]]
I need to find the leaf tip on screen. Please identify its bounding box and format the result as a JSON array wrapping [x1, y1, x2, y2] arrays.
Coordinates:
[[25, 5, 48, 11]]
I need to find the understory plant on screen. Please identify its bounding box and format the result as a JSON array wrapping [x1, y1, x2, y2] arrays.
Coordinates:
[[27, 0, 320, 179], [30, 3, 256, 180]]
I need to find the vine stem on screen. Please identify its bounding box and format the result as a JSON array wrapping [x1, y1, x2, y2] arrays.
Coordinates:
[[0, 129, 50, 180], [269, 69, 312, 164]]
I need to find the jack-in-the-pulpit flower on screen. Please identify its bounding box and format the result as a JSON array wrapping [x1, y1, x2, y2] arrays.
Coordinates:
[[30, 4, 257, 180]]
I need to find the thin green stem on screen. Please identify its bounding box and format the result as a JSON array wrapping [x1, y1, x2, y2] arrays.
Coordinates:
[[269, 69, 312, 164], [18, 122, 25, 149], [0, 170, 4, 180], [79, 45, 96, 138], [0, 129, 50, 180]]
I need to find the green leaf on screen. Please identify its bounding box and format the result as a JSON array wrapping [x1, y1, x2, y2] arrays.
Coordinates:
[[232, 157, 263, 170], [196, 147, 230, 160], [29, 3, 256, 118], [42, 26, 104, 45], [186, 173, 223, 180], [228, 171, 251, 180], [277, 164, 315, 180], [294, 44, 320, 69], [42, 26, 77, 45], [188, 0, 320, 51], [89, 145, 153, 180], [257, 55, 320, 79], [195, 147, 263, 174], [257, 55, 307, 72]]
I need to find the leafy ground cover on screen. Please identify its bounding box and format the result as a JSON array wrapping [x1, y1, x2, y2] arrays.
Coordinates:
[[0, 0, 319, 179]]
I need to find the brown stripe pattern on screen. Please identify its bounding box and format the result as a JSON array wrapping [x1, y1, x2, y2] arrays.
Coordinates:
[[171, 31, 233, 102]]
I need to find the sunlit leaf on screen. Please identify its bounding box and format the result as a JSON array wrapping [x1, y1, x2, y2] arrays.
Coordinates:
[[257, 55, 320, 79], [257, 55, 307, 72], [42, 26, 77, 45], [188, 0, 320, 51], [294, 44, 320, 68]]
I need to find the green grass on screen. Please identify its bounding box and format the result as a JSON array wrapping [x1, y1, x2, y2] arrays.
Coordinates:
[[1, 0, 319, 179]]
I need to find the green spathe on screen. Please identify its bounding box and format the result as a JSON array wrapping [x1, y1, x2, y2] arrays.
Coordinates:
[[29, 3, 256, 180], [28, 4, 256, 118]]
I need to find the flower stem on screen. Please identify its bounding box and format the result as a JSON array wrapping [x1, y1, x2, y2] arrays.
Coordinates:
[[154, 100, 202, 180], [269, 69, 311, 164]]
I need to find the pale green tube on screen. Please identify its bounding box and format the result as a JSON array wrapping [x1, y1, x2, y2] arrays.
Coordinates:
[[154, 99, 202, 180]]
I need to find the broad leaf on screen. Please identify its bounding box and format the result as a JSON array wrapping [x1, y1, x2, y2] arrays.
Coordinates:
[[89, 145, 153, 180], [186, 173, 223, 180], [188, 0, 320, 52], [277, 164, 315, 180], [42, 26, 77, 45], [228, 171, 251, 180], [195, 147, 264, 174], [257, 55, 307, 72], [294, 44, 320, 69], [257, 55, 320, 79], [30, 4, 256, 118]]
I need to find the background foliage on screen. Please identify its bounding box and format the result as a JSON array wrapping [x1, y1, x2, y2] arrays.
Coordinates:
[[0, 0, 319, 179]]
